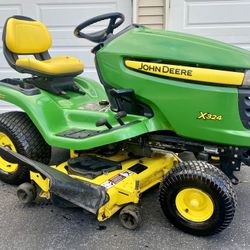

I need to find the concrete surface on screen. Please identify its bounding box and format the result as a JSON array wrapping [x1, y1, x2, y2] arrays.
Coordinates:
[[0, 149, 249, 250]]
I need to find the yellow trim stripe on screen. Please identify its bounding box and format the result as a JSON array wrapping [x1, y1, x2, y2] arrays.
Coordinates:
[[125, 60, 244, 86]]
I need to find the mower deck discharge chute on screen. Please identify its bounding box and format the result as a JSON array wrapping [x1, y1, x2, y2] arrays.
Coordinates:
[[0, 12, 246, 236], [0, 147, 108, 214]]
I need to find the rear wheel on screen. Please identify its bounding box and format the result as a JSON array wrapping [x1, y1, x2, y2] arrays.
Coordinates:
[[159, 161, 237, 236], [0, 112, 51, 185]]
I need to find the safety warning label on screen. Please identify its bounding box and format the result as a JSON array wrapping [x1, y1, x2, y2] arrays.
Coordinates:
[[101, 170, 133, 190]]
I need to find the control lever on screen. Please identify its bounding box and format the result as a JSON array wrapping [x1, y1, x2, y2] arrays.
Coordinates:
[[115, 111, 127, 125], [96, 118, 112, 129]]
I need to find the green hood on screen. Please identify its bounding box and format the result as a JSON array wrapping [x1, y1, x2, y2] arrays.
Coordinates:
[[103, 26, 250, 70]]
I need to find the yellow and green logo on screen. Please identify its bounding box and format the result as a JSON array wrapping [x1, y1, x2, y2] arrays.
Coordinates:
[[125, 60, 244, 86]]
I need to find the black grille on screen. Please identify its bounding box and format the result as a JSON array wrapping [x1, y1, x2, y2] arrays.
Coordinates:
[[238, 89, 250, 129]]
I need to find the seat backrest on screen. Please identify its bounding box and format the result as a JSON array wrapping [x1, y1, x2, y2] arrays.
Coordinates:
[[3, 15, 52, 54]]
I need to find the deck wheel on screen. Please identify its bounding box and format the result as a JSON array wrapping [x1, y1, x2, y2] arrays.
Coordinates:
[[17, 182, 36, 204], [119, 204, 142, 230]]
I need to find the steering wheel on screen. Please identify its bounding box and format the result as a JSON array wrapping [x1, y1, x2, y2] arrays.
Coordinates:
[[74, 12, 125, 43]]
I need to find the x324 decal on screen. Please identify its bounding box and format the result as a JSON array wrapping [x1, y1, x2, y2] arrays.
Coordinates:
[[197, 112, 223, 121]]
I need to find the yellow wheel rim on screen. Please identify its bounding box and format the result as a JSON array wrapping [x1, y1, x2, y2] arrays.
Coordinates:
[[0, 132, 18, 173], [175, 188, 214, 222]]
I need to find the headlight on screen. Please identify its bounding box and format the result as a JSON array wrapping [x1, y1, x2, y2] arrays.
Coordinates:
[[242, 70, 250, 86]]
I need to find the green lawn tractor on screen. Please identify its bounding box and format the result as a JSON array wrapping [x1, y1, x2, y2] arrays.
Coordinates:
[[0, 12, 249, 236]]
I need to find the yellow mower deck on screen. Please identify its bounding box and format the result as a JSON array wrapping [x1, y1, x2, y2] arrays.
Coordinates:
[[32, 151, 177, 221]]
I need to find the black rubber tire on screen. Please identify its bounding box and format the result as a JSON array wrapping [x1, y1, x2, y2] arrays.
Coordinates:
[[159, 161, 237, 236], [17, 182, 36, 204], [119, 204, 142, 230], [0, 111, 51, 185]]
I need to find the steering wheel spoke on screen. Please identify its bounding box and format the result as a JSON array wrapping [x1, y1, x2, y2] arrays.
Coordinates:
[[106, 17, 116, 34]]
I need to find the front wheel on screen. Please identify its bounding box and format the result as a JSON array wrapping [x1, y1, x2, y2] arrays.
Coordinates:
[[159, 161, 237, 236]]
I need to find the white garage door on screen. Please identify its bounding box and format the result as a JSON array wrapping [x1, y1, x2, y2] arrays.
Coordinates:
[[169, 0, 250, 50], [0, 0, 132, 112]]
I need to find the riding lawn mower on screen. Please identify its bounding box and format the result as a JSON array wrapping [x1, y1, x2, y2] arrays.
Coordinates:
[[0, 12, 248, 236]]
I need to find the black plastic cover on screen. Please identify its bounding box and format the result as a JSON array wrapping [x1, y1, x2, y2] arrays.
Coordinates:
[[68, 155, 122, 179]]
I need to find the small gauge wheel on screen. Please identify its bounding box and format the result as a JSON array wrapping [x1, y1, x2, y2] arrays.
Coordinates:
[[17, 182, 36, 204], [119, 204, 142, 230]]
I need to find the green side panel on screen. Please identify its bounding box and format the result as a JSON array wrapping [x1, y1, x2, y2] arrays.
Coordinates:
[[97, 26, 250, 147], [0, 76, 149, 150]]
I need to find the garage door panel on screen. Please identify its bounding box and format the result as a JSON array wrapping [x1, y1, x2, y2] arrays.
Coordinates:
[[183, 26, 250, 47], [0, 50, 10, 69], [0, 71, 29, 79], [0, 4, 22, 26], [37, 2, 117, 27], [169, 0, 250, 50], [0, 100, 21, 113], [186, 1, 250, 26], [48, 29, 96, 47]]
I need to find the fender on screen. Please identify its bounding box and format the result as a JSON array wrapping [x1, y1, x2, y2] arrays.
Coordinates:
[[0, 76, 151, 150]]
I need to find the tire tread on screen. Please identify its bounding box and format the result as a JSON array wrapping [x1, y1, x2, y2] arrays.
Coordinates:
[[159, 161, 237, 235], [0, 111, 51, 184]]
